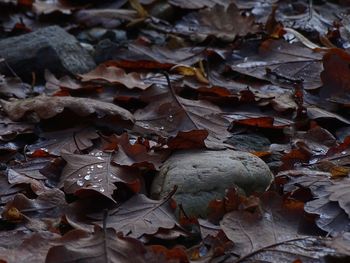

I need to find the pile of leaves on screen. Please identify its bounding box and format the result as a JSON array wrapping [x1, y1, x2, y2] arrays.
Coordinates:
[[1, 0, 350, 262]]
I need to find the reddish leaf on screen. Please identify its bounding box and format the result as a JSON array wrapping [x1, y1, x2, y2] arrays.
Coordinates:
[[104, 133, 170, 170], [320, 48, 350, 104], [167, 130, 208, 150]]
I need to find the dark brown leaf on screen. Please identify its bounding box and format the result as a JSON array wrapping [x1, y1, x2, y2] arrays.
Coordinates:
[[175, 3, 258, 42], [46, 226, 149, 263], [60, 150, 141, 201], [89, 191, 179, 238]]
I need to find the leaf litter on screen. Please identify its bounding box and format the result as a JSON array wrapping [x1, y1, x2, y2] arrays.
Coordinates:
[[1, 0, 350, 262]]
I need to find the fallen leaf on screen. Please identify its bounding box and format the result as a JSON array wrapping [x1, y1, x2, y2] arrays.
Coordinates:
[[89, 190, 179, 238], [0, 95, 134, 123], [27, 128, 99, 156], [60, 150, 141, 201], [104, 133, 169, 170], [229, 39, 323, 90], [79, 64, 152, 90], [175, 3, 258, 42], [46, 226, 149, 263]]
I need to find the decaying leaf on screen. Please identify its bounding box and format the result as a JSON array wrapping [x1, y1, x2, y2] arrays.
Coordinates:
[[0, 95, 134, 122], [79, 64, 152, 90]]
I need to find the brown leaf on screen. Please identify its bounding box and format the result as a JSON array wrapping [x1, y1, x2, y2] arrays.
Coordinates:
[[285, 174, 350, 234], [60, 150, 141, 201], [0, 231, 60, 263], [0, 95, 134, 123], [0, 115, 34, 141], [167, 130, 208, 150], [320, 48, 350, 104], [79, 64, 152, 90], [220, 192, 323, 261], [230, 39, 323, 90], [46, 226, 149, 263], [134, 86, 230, 147], [2, 188, 66, 227], [89, 191, 179, 238], [175, 3, 258, 42], [105, 133, 169, 170], [27, 128, 98, 156]]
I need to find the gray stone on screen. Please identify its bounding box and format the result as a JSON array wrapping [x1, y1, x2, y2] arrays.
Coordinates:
[[151, 150, 273, 217], [0, 26, 96, 78]]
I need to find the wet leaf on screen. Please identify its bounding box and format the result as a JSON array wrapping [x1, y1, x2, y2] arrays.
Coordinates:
[[89, 191, 179, 238], [0, 95, 134, 123], [229, 39, 323, 90], [27, 128, 99, 156], [46, 226, 150, 263], [60, 150, 140, 201], [175, 3, 258, 42]]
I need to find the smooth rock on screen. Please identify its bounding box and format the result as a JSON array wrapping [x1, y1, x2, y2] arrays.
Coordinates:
[[0, 26, 96, 78], [151, 150, 273, 217]]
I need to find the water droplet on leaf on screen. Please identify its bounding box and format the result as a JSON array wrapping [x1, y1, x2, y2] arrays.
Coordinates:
[[77, 179, 84, 186]]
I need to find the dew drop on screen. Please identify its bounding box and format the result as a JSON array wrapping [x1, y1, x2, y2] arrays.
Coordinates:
[[77, 174, 82, 177], [92, 185, 98, 188], [99, 187, 105, 193], [77, 179, 84, 186], [341, 151, 347, 155], [167, 115, 174, 123], [97, 164, 103, 168], [143, 124, 150, 129], [159, 126, 165, 131], [110, 175, 118, 180], [98, 179, 103, 182], [84, 175, 91, 180], [90, 165, 94, 169], [97, 157, 104, 160], [86, 170, 91, 174], [93, 175, 99, 179]]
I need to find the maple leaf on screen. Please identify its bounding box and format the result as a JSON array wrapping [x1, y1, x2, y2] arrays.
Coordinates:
[[79, 64, 152, 90], [88, 190, 179, 238], [60, 150, 141, 201]]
